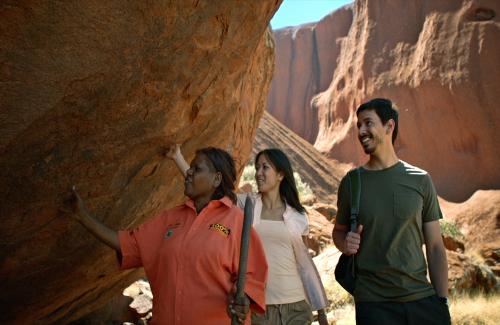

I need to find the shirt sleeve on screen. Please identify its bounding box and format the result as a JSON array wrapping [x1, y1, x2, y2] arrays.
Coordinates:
[[117, 213, 165, 270], [336, 173, 351, 225], [421, 174, 443, 223], [300, 212, 309, 236], [243, 228, 268, 314], [117, 229, 142, 269]]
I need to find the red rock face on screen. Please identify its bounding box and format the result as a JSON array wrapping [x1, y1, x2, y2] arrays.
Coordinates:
[[267, 5, 354, 143], [268, 0, 500, 202], [315, 0, 500, 202], [440, 191, 500, 290], [0, 1, 280, 323], [442, 190, 500, 252]]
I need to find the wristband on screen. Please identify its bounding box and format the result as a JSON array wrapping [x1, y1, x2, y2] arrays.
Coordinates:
[[437, 296, 448, 306]]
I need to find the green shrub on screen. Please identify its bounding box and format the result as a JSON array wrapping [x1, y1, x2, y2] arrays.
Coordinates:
[[294, 171, 313, 200], [240, 164, 258, 192], [440, 219, 464, 239]]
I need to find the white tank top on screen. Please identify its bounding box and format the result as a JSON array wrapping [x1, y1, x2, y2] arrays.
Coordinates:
[[255, 220, 305, 304]]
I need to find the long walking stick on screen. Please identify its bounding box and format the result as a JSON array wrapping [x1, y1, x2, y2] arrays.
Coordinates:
[[231, 195, 254, 325]]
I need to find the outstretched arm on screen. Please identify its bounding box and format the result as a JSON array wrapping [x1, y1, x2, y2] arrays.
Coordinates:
[[165, 144, 189, 177], [64, 186, 120, 252]]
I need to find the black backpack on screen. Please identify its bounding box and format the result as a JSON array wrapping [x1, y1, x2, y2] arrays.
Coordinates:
[[334, 168, 361, 294]]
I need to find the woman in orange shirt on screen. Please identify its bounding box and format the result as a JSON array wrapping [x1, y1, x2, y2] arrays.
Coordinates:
[[64, 147, 267, 325], [168, 146, 329, 325]]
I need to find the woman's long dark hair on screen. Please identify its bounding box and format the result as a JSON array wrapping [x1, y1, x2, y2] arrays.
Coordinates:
[[255, 149, 305, 213], [196, 147, 237, 204]]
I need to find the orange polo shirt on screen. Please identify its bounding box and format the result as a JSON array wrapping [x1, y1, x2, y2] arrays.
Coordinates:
[[118, 196, 267, 325]]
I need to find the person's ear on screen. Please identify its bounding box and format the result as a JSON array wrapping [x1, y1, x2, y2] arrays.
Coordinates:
[[386, 119, 395, 135], [278, 171, 285, 182], [213, 171, 222, 188]]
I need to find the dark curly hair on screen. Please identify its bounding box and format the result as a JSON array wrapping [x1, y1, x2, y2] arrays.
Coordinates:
[[196, 147, 237, 204]]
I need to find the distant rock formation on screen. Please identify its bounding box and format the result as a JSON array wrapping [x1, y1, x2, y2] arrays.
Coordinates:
[[0, 1, 280, 323], [252, 111, 352, 205], [267, 5, 354, 143], [267, 0, 500, 201]]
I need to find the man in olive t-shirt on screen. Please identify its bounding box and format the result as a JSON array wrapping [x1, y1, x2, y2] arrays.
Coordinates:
[[332, 98, 451, 324]]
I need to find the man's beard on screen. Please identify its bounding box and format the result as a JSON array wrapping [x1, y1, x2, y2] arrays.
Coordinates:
[[359, 134, 379, 154]]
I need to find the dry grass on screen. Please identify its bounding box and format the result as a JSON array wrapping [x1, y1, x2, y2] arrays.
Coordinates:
[[450, 293, 500, 325], [324, 280, 354, 309], [328, 304, 355, 325]]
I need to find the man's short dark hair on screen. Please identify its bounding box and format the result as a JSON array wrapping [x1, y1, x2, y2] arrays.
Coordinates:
[[356, 98, 399, 143]]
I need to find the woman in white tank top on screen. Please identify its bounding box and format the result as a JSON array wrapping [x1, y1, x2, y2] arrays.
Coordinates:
[[241, 149, 328, 325]]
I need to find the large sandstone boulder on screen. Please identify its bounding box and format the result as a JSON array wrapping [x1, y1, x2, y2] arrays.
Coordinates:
[[0, 1, 281, 323], [305, 207, 334, 256], [267, 0, 500, 202], [267, 5, 354, 143], [447, 251, 498, 294], [441, 190, 500, 279], [312, 0, 500, 202], [442, 190, 500, 251]]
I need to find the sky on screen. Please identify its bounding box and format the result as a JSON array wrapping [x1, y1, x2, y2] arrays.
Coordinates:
[[271, 0, 354, 29]]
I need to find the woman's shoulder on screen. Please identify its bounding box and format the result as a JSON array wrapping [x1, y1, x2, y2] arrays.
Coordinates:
[[283, 204, 309, 235], [284, 204, 308, 224], [285, 203, 307, 218]]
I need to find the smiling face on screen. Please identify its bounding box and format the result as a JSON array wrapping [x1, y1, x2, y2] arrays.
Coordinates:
[[184, 153, 221, 200], [255, 154, 283, 194], [356, 109, 393, 155]]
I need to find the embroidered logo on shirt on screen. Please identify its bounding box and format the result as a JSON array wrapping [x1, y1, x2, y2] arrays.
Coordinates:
[[164, 223, 182, 239], [209, 223, 231, 237]]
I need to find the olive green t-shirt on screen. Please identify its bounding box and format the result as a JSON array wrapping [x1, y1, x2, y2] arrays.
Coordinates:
[[336, 160, 443, 302]]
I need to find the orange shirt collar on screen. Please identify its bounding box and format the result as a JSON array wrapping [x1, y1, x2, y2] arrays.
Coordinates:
[[184, 196, 233, 211]]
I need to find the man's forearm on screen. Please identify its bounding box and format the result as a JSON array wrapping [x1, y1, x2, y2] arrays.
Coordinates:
[[332, 229, 347, 253], [426, 245, 448, 297]]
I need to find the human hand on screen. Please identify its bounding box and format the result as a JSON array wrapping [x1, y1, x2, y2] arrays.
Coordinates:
[[60, 186, 88, 221], [318, 310, 329, 325], [343, 224, 363, 255], [227, 292, 250, 324], [164, 144, 181, 160]]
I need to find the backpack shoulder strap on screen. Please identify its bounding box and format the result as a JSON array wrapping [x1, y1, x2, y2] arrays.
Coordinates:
[[348, 168, 361, 232]]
